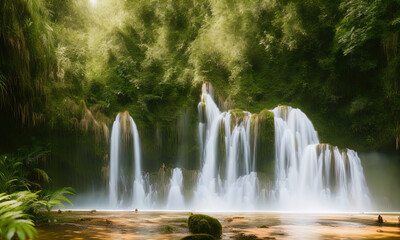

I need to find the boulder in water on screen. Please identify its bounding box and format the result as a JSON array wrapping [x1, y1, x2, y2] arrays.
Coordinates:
[[188, 214, 222, 238]]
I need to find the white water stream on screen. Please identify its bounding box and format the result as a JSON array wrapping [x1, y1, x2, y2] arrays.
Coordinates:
[[272, 106, 371, 211], [108, 113, 151, 209], [166, 168, 185, 210], [109, 114, 121, 208]]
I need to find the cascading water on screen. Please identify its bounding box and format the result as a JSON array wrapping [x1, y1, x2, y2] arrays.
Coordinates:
[[272, 106, 371, 211], [106, 84, 371, 212], [166, 168, 185, 210], [194, 83, 260, 210], [129, 116, 150, 209], [109, 114, 121, 208], [108, 112, 152, 209]]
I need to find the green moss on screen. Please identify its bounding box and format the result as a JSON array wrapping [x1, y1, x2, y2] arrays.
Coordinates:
[[181, 234, 217, 240], [230, 109, 246, 118], [217, 121, 227, 178], [231, 233, 261, 240], [199, 102, 207, 123], [198, 219, 212, 233], [188, 214, 222, 239], [164, 225, 173, 234], [250, 109, 275, 145], [250, 109, 275, 174], [230, 109, 247, 129]]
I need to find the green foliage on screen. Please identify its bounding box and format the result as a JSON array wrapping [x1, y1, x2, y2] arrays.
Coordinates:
[[0, 188, 74, 240], [0, 0, 55, 126], [0, 192, 37, 240], [0, 144, 75, 237], [335, 0, 383, 57], [349, 97, 370, 115], [0, 74, 5, 95], [1, 0, 400, 152], [40, 187, 75, 212], [0, 150, 49, 193], [188, 214, 222, 239]]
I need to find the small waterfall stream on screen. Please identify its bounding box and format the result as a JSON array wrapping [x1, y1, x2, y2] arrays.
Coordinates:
[[166, 168, 185, 210], [129, 116, 150, 209], [109, 114, 121, 208]]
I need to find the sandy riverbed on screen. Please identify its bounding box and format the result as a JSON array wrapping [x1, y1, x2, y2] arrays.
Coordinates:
[[36, 211, 400, 239]]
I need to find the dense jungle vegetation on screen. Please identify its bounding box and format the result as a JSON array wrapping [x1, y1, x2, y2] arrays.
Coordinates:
[[1, 0, 399, 154]]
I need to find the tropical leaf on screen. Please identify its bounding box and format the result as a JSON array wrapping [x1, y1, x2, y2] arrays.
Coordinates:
[[33, 168, 50, 183], [0, 192, 38, 240], [41, 187, 76, 212]]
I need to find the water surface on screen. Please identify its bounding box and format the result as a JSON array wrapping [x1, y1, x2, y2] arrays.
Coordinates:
[[37, 211, 400, 239]]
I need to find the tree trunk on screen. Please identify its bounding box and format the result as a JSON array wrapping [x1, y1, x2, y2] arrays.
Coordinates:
[[396, 135, 399, 151]]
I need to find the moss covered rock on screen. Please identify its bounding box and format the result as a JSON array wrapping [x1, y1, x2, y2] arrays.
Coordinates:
[[181, 234, 217, 240], [230, 109, 246, 125], [250, 109, 275, 174], [199, 102, 207, 123], [188, 214, 222, 238]]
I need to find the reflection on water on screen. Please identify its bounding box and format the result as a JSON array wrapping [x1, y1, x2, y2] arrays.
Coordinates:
[[36, 211, 400, 240], [281, 215, 319, 239]]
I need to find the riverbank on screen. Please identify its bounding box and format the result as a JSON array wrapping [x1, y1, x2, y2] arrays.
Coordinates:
[[36, 211, 400, 239]]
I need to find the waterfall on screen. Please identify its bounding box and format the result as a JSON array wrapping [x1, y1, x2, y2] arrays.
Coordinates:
[[193, 83, 259, 210], [108, 112, 152, 209], [272, 106, 371, 211], [166, 168, 185, 210], [129, 116, 150, 209], [106, 84, 371, 212], [109, 114, 121, 208]]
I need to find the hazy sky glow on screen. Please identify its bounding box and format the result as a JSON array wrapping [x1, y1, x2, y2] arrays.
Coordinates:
[[89, 0, 97, 6]]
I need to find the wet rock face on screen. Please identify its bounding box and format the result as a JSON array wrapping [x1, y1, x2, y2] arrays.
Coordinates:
[[250, 109, 275, 173], [188, 214, 222, 239]]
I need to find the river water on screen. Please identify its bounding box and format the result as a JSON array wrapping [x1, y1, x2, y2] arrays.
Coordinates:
[[37, 211, 400, 239]]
